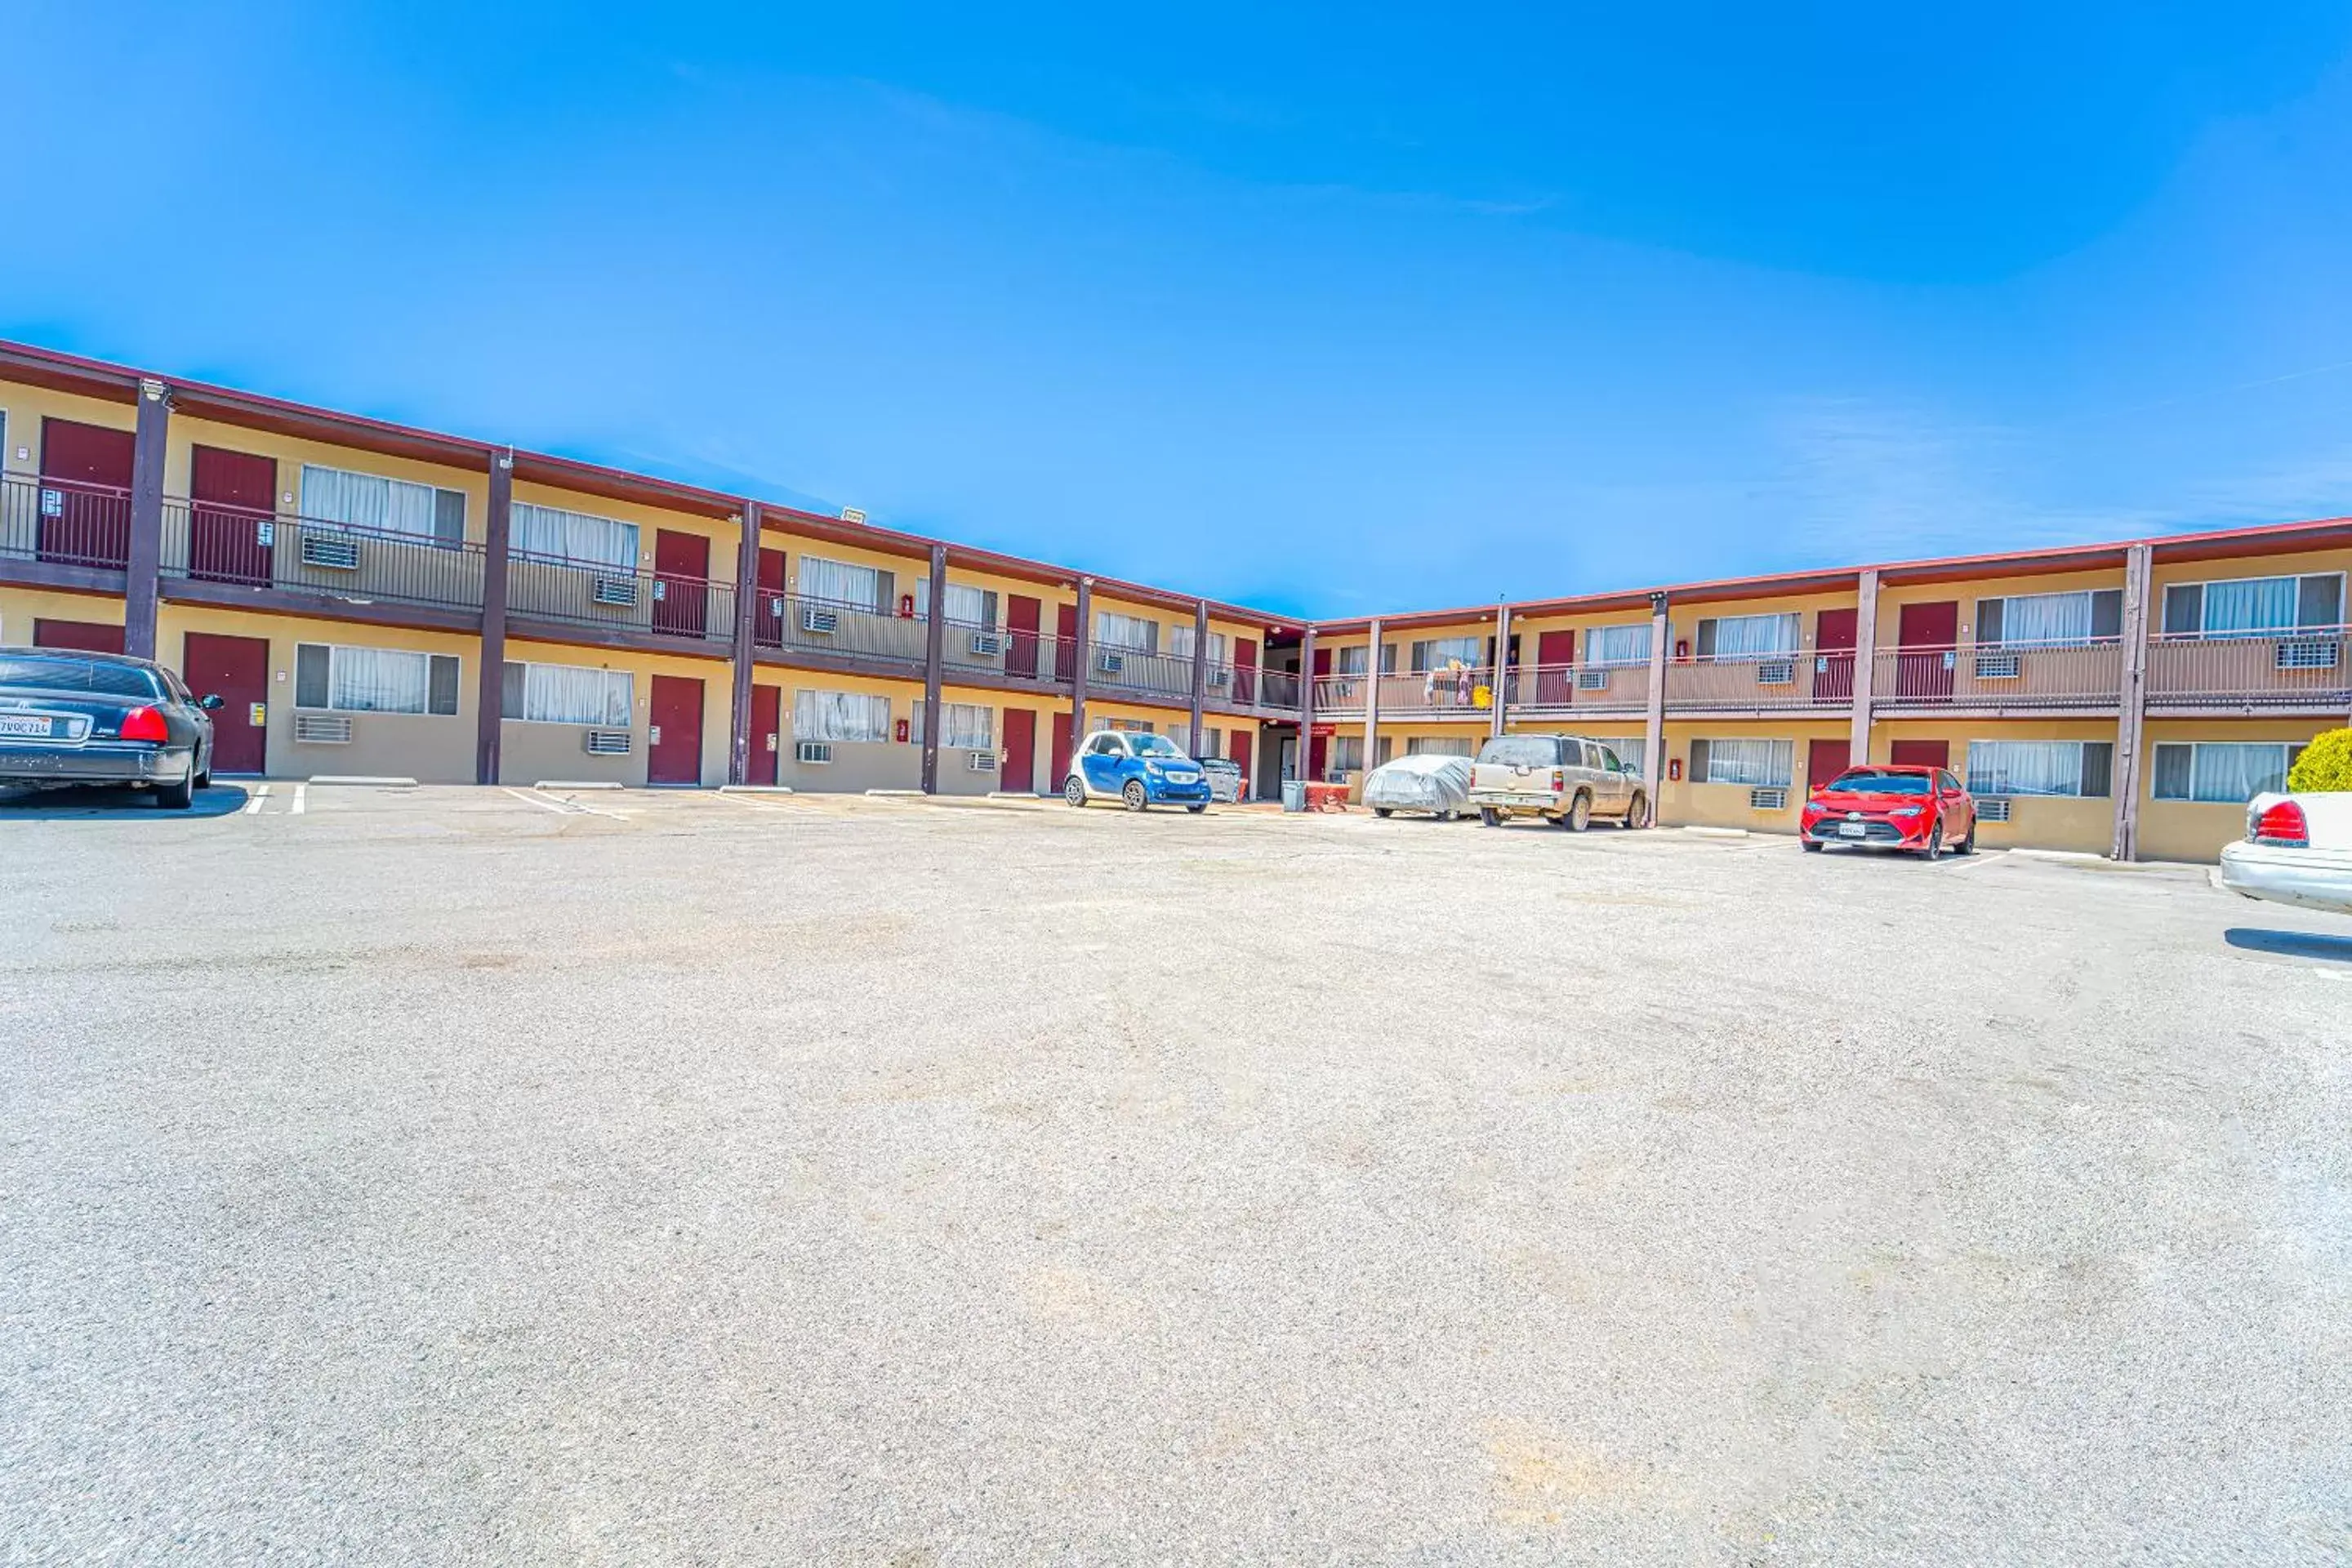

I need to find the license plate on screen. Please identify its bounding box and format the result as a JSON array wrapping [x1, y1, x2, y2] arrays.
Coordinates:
[[0, 715, 51, 738], [1838, 822, 1866, 839]]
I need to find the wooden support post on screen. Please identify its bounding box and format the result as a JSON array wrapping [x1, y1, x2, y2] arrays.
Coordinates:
[[1363, 616, 1383, 775], [474, 449, 513, 785], [1071, 577, 1093, 747], [1188, 599, 1209, 756], [2111, 543, 2154, 862], [122, 379, 170, 662], [1490, 604, 1511, 738], [1643, 592, 1668, 808], [726, 504, 760, 785], [1848, 568, 1879, 764], [921, 543, 947, 793]]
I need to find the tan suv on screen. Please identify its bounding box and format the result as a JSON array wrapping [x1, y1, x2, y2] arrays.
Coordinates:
[[1468, 733, 1650, 831]]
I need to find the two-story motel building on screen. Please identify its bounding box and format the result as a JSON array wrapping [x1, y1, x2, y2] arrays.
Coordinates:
[[2, 338, 2345, 863]]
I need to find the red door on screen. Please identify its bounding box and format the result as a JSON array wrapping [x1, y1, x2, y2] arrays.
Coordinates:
[[1055, 604, 1079, 682], [1006, 594, 1042, 679], [1814, 607, 1857, 702], [1050, 710, 1073, 789], [1227, 728, 1250, 796], [1895, 601, 1958, 700], [653, 530, 710, 638], [1806, 738, 1851, 793], [748, 684, 781, 785], [1890, 739, 1950, 769], [1001, 707, 1036, 793], [189, 445, 277, 586], [33, 618, 125, 653], [648, 675, 702, 783], [39, 418, 136, 568], [1535, 629, 1575, 705], [1308, 728, 1330, 781], [181, 632, 270, 775], [753, 547, 786, 648], [1233, 637, 1258, 704], [1312, 645, 1332, 677]]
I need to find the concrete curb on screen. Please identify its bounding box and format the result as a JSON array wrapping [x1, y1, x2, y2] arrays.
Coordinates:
[[719, 785, 795, 795], [1683, 826, 1750, 840], [532, 780, 625, 791], [306, 775, 417, 788], [864, 789, 925, 798]]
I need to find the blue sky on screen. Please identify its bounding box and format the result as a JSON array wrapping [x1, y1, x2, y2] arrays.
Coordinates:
[[6, 3, 2352, 618]]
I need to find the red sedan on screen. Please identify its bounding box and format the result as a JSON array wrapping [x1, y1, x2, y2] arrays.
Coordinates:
[[1800, 764, 1977, 859]]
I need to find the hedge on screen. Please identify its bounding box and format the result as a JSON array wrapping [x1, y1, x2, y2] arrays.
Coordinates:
[[2287, 728, 2352, 792]]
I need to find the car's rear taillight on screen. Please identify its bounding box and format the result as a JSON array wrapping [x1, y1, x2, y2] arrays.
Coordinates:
[[2252, 799, 2309, 848], [1550, 768, 1563, 791], [118, 706, 170, 742]]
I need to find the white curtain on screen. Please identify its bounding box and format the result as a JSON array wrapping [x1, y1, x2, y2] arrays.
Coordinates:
[[1405, 736, 1474, 756], [2202, 577, 2299, 636], [1330, 735, 1365, 772], [1412, 635, 1482, 670], [945, 704, 993, 750], [1171, 626, 1227, 662], [302, 464, 438, 540], [912, 580, 991, 625], [1709, 612, 1800, 659], [1703, 737, 1792, 786], [520, 663, 631, 725], [1094, 611, 1158, 651], [330, 646, 430, 713], [1605, 737, 1646, 775], [795, 688, 890, 742], [2168, 742, 2289, 803], [1965, 740, 2082, 797], [1999, 591, 2092, 646], [511, 502, 639, 571], [1586, 624, 1652, 666], [799, 557, 882, 611]]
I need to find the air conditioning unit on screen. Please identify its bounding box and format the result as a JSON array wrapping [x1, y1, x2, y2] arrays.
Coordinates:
[[800, 605, 840, 635], [1576, 668, 1610, 691], [796, 741, 833, 764], [1206, 666, 1231, 689], [2276, 637, 2341, 670], [300, 533, 361, 571], [966, 751, 997, 772], [1094, 652, 1126, 675], [1748, 786, 1788, 810], [585, 729, 632, 755], [968, 631, 1004, 656], [1755, 659, 1796, 686], [1977, 796, 2013, 822], [1974, 652, 2021, 679], [591, 576, 639, 608], [292, 713, 352, 744]]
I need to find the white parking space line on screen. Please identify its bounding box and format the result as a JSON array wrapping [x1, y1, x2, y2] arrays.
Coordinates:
[[500, 786, 572, 815], [243, 783, 272, 816], [709, 791, 820, 816], [292, 783, 307, 816], [499, 786, 632, 820]]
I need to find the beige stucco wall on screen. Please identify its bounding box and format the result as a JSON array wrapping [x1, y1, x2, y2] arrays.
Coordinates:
[[499, 638, 731, 787]]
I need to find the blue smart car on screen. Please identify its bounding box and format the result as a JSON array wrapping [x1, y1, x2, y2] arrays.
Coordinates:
[[1062, 729, 1214, 812]]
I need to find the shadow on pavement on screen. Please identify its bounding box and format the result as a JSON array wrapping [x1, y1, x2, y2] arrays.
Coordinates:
[[0, 782, 253, 819], [2225, 927, 2352, 964]]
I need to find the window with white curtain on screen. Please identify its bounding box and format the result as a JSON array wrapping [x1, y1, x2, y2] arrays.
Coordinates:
[[295, 644, 459, 715], [1691, 737, 1793, 786], [1330, 734, 1365, 773], [1585, 624, 1653, 666], [1405, 736, 1475, 756], [1105, 717, 1155, 733], [1169, 626, 1228, 663], [1410, 635, 1483, 671], [1695, 612, 1800, 660], [1964, 739, 2114, 798], [2162, 574, 2344, 637], [1094, 611, 1159, 651], [1976, 589, 2122, 647], [1601, 737, 1646, 775], [911, 701, 995, 749], [2150, 742, 2293, 804], [793, 688, 891, 743], [301, 464, 466, 546], [509, 501, 639, 570], [914, 578, 995, 626], [501, 661, 633, 725], [800, 556, 886, 611]]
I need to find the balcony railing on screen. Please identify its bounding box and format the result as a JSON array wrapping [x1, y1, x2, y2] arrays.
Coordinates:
[[1666, 652, 1840, 711], [158, 501, 488, 612], [1087, 644, 1196, 702], [2147, 629, 2352, 710], [1258, 669, 1300, 710], [506, 550, 733, 643], [752, 593, 929, 666], [1504, 662, 1653, 715], [2, 473, 131, 572], [942, 620, 1080, 688], [1869, 641, 2123, 710]]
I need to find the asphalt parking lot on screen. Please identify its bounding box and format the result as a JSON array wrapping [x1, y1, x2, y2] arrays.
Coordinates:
[[3, 782, 2347, 1564]]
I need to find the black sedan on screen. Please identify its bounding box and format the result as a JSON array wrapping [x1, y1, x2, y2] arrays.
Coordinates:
[[0, 648, 221, 808]]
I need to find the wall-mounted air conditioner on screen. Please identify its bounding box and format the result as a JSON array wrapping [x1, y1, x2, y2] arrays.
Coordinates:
[[1974, 652, 2021, 679], [2277, 637, 2340, 670], [585, 729, 631, 755], [301, 533, 361, 571], [966, 751, 997, 772], [1755, 660, 1795, 686], [796, 741, 833, 764], [1976, 796, 2012, 822], [801, 606, 840, 635], [1748, 786, 1788, 810], [1094, 652, 1126, 675], [968, 632, 1004, 656], [591, 576, 639, 608], [292, 713, 352, 744]]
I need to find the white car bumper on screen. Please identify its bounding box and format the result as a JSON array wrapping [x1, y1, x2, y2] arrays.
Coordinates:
[[2218, 840, 2352, 916]]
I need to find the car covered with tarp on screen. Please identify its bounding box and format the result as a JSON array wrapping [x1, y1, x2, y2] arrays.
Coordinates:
[[1362, 752, 1473, 819]]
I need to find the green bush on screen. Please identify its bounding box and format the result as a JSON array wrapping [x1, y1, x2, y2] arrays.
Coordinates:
[[2287, 728, 2352, 792]]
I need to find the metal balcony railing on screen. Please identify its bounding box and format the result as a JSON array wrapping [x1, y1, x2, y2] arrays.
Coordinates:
[[1504, 661, 1653, 715], [1258, 669, 1299, 710], [2146, 629, 2352, 709], [504, 549, 733, 642], [1378, 667, 1496, 719], [1665, 652, 1838, 711], [1087, 644, 1196, 701], [2, 473, 131, 571], [158, 500, 488, 612], [754, 592, 928, 666], [1869, 641, 2123, 710], [942, 620, 1080, 688]]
